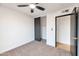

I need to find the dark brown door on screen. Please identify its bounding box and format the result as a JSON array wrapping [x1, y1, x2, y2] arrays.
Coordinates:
[[78, 12, 79, 56], [70, 8, 77, 56], [34, 17, 41, 41]]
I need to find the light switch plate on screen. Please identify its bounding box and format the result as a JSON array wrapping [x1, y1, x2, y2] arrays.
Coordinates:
[[51, 28, 53, 31]]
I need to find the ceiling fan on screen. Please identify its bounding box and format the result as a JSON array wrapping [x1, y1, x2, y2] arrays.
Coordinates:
[[17, 3, 45, 13]]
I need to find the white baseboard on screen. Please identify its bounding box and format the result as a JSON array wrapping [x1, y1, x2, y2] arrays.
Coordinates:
[[0, 39, 34, 54]]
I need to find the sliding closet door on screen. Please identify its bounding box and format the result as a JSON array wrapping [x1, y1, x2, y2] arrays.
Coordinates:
[[57, 16, 70, 47]]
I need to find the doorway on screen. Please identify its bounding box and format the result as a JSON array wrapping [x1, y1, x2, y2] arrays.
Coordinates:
[[56, 15, 71, 52], [55, 8, 78, 56], [34, 17, 41, 41], [34, 16, 47, 42]]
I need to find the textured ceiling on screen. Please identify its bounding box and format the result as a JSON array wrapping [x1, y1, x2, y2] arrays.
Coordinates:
[[0, 3, 76, 18]]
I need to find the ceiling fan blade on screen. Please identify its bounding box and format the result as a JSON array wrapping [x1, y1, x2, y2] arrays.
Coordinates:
[[36, 6, 45, 11], [35, 3, 39, 4], [31, 9, 34, 13], [17, 5, 29, 7]]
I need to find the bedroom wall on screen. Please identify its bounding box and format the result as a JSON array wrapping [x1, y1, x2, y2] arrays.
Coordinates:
[[0, 6, 34, 53], [40, 16, 46, 40]]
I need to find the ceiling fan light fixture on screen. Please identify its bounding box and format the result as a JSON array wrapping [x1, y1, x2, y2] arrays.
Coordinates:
[[29, 4, 36, 9]]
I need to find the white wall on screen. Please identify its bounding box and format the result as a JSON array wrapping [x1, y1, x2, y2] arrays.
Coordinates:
[[41, 16, 46, 40], [46, 7, 74, 47], [46, 13, 55, 47], [57, 16, 71, 45], [0, 6, 34, 53]]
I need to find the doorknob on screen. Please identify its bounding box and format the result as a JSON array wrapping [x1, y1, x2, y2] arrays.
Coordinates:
[[73, 37, 78, 40]]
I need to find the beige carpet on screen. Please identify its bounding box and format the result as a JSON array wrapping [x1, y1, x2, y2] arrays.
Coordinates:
[[0, 40, 71, 56]]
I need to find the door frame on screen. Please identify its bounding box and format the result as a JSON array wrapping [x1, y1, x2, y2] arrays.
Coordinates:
[[55, 8, 78, 55]]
